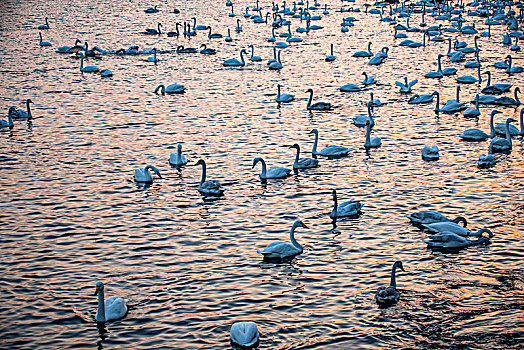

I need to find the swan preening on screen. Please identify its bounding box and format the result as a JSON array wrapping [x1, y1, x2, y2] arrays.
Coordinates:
[[375, 261, 404, 308], [257, 219, 307, 259], [94, 282, 128, 322], [289, 144, 319, 169], [169, 144, 187, 166], [309, 129, 351, 157], [406, 211, 467, 226], [252, 157, 291, 179], [230, 321, 259, 348], [134, 165, 162, 183], [423, 232, 491, 250], [9, 99, 33, 119], [154, 84, 186, 94], [330, 189, 363, 219], [196, 159, 224, 197]]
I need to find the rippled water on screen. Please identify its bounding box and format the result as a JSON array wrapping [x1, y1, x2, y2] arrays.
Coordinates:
[[1, 0, 523, 349]]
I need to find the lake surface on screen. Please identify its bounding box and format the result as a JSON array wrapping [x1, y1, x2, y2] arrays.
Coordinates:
[[0, 0, 523, 348]]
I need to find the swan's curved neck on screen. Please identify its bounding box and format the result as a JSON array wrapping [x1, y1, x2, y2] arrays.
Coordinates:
[[258, 158, 267, 178], [311, 130, 318, 153], [293, 147, 300, 167], [307, 90, 313, 109], [26, 100, 32, 118], [290, 224, 303, 251], [239, 50, 245, 65], [437, 55, 442, 74], [489, 112, 496, 137], [155, 84, 166, 94], [485, 71, 491, 88], [505, 120, 513, 146], [390, 264, 399, 287], [96, 288, 106, 322], [199, 162, 206, 184], [477, 65, 481, 83], [365, 122, 372, 147], [514, 88, 520, 104]]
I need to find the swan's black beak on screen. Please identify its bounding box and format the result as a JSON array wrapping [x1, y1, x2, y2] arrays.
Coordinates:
[[302, 223, 309, 229], [94, 285, 100, 296], [156, 172, 162, 179]]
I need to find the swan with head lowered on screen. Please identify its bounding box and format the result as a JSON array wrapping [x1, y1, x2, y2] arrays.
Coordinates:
[[9, 99, 33, 119], [421, 145, 439, 160], [375, 261, 405, 308], [252, 157, 291, 179], [276, 84, 294, 103], [460, 110, 498, 141], [456, 64, 481, 84], [330, 189, 363, 218], [230, 321, 259, 348], [257, 220, 308, 259], [409, 91, 436, 104], [305, 89, 332, 110], [423, 232, 491, 250], [289, 144, 318, 169], [195, 159, 224, 196], [490, 118, 515, 153], [134, 165, 162, 183], [169, 144, 187, 166], [94, 282, 128, 322], [422, 222, 494, 238], [309, 129, 351, 157], [154, 83, 185, 94], [223, 49, 247, 66], [406, 211, 467, 226]]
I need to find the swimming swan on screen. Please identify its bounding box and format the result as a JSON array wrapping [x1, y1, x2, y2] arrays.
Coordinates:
[[94, 282, 128, 322], [423, 222, 494, 238], [395, 77, 418, 93], [252, 157, 291, 179], [195, 159, 224, 196], [375, 261, 405, 308], [364, 120, 381, 148], [421, 145, 439, 160], [169, 144, 187, 166], [9, 99, 33, 119], [154, 84, 186, 94], [423, 232, 491, 250], [223, 49, 247, 66], [406, 211, 467, 226], [276, 84, 294, 102], [490, 118, 515, 153], [257, 219, 308, 259], [230, 321, 259, 348], [306, 88, 332, 110], [460, 110, 498, 141], [309, 128, 350, 157], [330, 189, 363, 218], [134, 165, 162, 183], [289, 144, 319, 169]]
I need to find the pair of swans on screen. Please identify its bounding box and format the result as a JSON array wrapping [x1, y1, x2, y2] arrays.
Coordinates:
[[309, 129, 351, 157], [258, 220, 307, 259], [154, 83, 186, 94], [289, 144, 319, 169], [421, 145, 439, 160], [196, 159, 224, 196], [268, 50, 283, 70], [494, 109, 523, 136], [230, 321, 259, 348], [424, 54, 456, 78], [169, 144, 187, 166], [306, 89, 332, 110], [252, 157, 291, 179], [368, 47, 389, 65], [375, 261, 404, 308], [95, 282, 128, 322], [406, 211, 467, 226], [395, 77, 418, 93], [134, 165, 162, 183], [434, 87, 466, 113], [460, 110, 498, 141], [490, 118, 516, 153], [330, 189, 363, 218], [8, 99, 33, 119], [276, 84, 294, 103], [223, 49, 247, 66]]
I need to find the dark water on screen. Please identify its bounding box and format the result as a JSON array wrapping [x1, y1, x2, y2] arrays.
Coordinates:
[[0, 0, 523, 349]]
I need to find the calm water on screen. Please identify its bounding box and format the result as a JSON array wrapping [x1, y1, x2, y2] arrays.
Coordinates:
[[1, 0, 523, 349]]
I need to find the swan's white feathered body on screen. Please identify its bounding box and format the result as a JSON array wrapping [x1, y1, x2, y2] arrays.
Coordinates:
[[258, 220, 307, 259], [95, 282, 128, 322], [230, 321, 259, 347]]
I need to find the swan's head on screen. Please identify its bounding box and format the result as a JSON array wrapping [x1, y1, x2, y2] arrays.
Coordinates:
[[515, 87, 520, 93], [394, 261, 405, 272], [478, 228, 494, 238], [292, 219, 308, 230], [308, 128, 318, 135], [289, 143, 300, 151], [150, 165, 162, 178], [490, 110, 500, 117], [27, 99, 33, 104], [331, 189, 337, 199], [177, 144, 183, 151], [506, 118, 516, 125], [252, 157, 263, 168], [195, 159, 206, 167], [94, 281, 104, 295], [305, 88, 313, 94], [432, 91, 439, 97]]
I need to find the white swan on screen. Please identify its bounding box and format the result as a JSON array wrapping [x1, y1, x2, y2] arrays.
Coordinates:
[[423, 232, 491, 250], [154, 83, 186, 94], [38, 32, 52, 46], [506, 55, 523, 74], [192, 17, 208, 30], [435, 86, 466, 113], [482, 71, 511, 94], [339, 80, 362, 92], [134, 165, 162, 183], [257, 219, 308, 259], [207, 26, 222, 39], [235, 19, 242, 32], [352, 103, 374, 127], [375, 261, 404, 308], [144, 23, 162, 35], [362, 72, 376, 85], [462, 94, 481, 118], [144, 5, 159, 13], [306, 89, 332, 110], [56, 39, 82, 53], [289, 144, 318, 169], [493, 87, 521, 106], [353, 41, 373, 57], [494, 109, 522, 136], [1, 109, 14, 128], [330, 189, 363, 218], [199, 44, 216, 55], [460, 110, 498, 141], [9, 99, 33, 119], [368, 92, 382, 107], [423, 222, 494, 237], [421, 145, 439, 160], [395, 77, 418, 93], [406, 211, 467, 226], [268, 50, 283, 70], [409, 91, 436, 104], [309, 128, 350, 157], [169, 144, 187, 166], [230, 321, 259, 348], [196, 159, 224, 197], [248, 44, 262, 61], [490, 118, 515, 153], [100, 69, 113, 77], [94, 282, 128, 322], [38, 17, 50, 29], [455, 65, 481, 84], [276, 84, 294, 103], [79, 52, 99, 73], [147, 48, 159, 62], [364, 120, 381, 148], [252, 157, 291, 179], [478, 144, 496, 168], [424, 54, 444, 78], [223, 49, 247, 66], [325, 43, 335, 61]]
